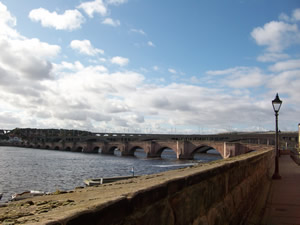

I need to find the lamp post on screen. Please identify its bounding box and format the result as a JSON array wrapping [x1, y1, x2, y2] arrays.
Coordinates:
[[272, 93, 282, 180]]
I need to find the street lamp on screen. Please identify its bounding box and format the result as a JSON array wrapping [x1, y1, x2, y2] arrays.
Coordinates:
[[272, 93, 282, 180]]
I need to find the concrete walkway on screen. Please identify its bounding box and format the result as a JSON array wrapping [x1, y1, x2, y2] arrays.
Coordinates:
[[261, 155, 300, 225]]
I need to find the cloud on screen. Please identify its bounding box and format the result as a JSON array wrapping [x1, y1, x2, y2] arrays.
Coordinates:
[[29, 8, 85, 31], [168, 68, 177, 74], [251, 21, 300, 52], [102, 18, 120, 27], [279, 8, 300, 22], [206, 67, 242, 76], [70, 40, 104, 56], [269, 59, 300, 72], [207, 67, 267, 88], [53, 61, 108, 74], [53, 61, 84, 72], [293, 8, 300, 21], [256, 52, 290, 62], [0, 112, 21, 125], [130, 28, 146, 35], [0, 2, 62, 113], [0, 2, 19, 38], [111, 56, 129, 66], [106, 0, 128, 5], [279, 13, 290, 22], [77, 0, 108, 18], [267, 70, 300, 105], [153, 66, 159, 71], [0, 34, 60, 82], [147, 41, 155, 47]]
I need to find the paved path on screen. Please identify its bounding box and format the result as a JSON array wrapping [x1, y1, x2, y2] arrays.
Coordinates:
[[261, 155, 300, 225]]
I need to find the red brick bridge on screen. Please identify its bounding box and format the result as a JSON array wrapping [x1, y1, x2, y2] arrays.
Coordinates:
[[20, 140, 269, 159]]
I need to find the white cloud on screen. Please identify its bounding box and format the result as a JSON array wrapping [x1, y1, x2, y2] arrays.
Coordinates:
[[153, 66, 159, 71], [111, 56, 129, 66], [106, 0, 128, 5], [269, 59, 300, 72], [267, 70, 300, 105], [0, 2, 19, 38], [0, 2, 62, 115], [293, 8, 300, 21], [251, 21, 300, 52], [130, 28, 146, 35], [279, 8, 300, 23], [77, 0, 108, 18], [0, 2, 16, 27], [53, 61, 84, 72], [279, 13, 290, 22], [29, 8, 85, 31], [147, 41, 155, 47], [70, 40, 104, 56], [207, 67, 245, 76], [257, 52, 290, 62], [168, 68, 177, 74], [0, 34, 60, 83], [207, 67, 267, 89], [102, 18, 120, 27]]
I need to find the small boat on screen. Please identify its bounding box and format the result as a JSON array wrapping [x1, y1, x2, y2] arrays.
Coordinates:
[[84, 175, 139, 186], [11, 190, 47, 201]]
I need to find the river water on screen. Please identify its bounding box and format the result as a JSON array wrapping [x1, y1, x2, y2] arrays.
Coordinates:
[[0, 146, 221, 202]]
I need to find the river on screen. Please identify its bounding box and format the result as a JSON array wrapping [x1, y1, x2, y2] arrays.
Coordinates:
[[0, 146, 221, 202]]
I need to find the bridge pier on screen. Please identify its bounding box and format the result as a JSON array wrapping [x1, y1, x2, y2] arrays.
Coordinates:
[[146, 153, 161, 158], [121, 151, 134, 156], [178, 155, 193, 160]]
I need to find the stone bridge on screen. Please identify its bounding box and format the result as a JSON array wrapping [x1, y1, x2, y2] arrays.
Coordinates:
[[19, 139, 268, 159]]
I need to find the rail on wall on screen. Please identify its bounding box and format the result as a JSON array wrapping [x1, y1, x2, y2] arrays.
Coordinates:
[[290, 149, 300, 165], [0, 147, 275, 225]]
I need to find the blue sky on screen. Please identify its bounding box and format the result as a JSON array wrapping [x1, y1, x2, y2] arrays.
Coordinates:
[[0, 0, 299, 134]]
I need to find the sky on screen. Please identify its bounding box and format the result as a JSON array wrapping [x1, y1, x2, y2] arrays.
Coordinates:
[[0, 0, 299, 134]]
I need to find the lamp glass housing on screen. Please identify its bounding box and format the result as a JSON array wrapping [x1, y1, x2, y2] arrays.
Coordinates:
[[272, 93, 282, 113]]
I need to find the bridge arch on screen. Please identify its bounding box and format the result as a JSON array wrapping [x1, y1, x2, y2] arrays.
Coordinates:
[[128, 146, 146, 157], [190, 145, 222, 159], [65, 146, 72, 151], [191, 145, 216, 154], [74, 146, 83, 152], [129, 146, 146, 154], [93, 146, 101, 153], [157, 146, 177, 158], [106, 145, 121, 156]]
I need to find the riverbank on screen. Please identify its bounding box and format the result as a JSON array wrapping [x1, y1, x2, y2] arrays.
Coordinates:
[[0, 149, 273, 225]]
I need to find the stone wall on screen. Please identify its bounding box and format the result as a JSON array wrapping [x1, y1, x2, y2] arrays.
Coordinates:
[[47, 149, 274, 225]]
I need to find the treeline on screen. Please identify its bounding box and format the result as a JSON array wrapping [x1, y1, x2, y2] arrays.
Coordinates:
[[7, 128, 92, 138]]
